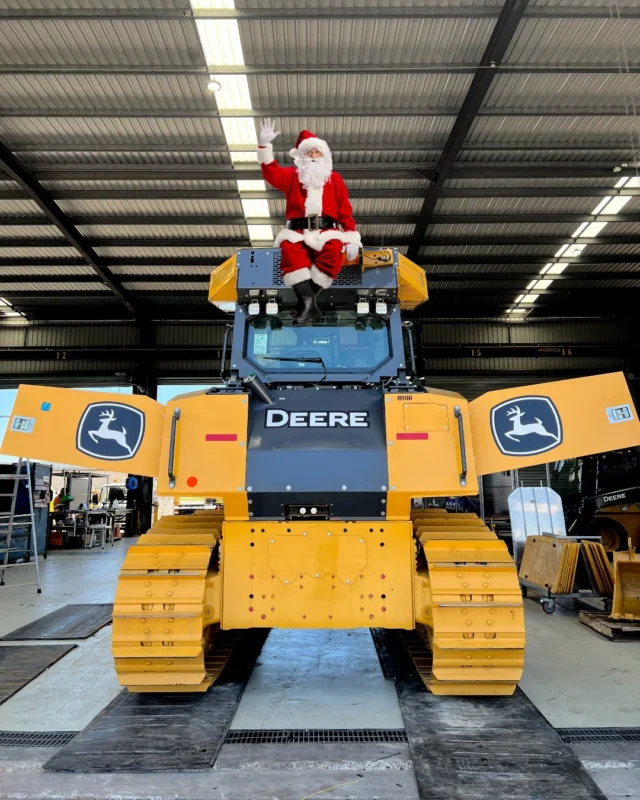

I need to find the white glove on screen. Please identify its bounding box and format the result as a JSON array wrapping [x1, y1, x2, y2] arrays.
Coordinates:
[[259, 118, 280, 146], [344, 244, 359, 262]]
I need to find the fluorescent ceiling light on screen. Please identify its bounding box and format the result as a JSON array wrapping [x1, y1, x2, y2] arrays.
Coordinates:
[[590, 197, 612, 216], [229, 151, 258, 163], [191, 0, 235, 8], [601, 195, 632, 215], [242, 199, 270, 217], [195, 20, 245, 66], [571, 222, 589, 237], [211, 75, 252, 110], [547, 263, 568, 274], [248, 225, 273, 241], [580, 221, 608, 238], [520, 294, 539, 304], [532, 279, 553, 289], [237, 180, 267, 192], [221, 117, 257, 145]]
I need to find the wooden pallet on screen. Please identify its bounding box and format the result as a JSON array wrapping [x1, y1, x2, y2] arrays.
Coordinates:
[[579, 610, 640, 641]]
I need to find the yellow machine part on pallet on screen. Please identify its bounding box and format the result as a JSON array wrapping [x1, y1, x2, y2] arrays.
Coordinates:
[[611, 549, 640, 620], [411, 514, 525, 696], [112, 514, 225, 693]]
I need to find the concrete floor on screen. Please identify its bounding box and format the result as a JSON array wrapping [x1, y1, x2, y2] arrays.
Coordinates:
[[0, 542, 638, 799]]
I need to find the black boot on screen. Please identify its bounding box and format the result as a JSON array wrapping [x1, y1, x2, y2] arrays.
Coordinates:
[[292, 282, 322, 318], [293, 279, 321, 325]]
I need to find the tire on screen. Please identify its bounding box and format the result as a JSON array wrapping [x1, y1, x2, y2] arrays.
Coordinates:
[[590, 519, 629, 553], [541, 599, 556, 614]]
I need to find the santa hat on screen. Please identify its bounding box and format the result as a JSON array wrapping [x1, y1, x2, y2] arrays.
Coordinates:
[[288, 130, 331, 160]]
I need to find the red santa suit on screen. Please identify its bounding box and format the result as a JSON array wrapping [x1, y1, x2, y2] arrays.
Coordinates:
[[257, 130, 361, 289]]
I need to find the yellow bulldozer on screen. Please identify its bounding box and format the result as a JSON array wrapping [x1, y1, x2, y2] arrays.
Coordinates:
[[3, 248, 640, 695]]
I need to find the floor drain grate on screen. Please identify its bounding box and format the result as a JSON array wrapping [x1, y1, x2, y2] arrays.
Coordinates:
[[226, 728, 408, 744], [0, 731, 77, 748], [557, 728, 640, 744]]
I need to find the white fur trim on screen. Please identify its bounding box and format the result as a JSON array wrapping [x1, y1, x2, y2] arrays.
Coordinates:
[[304, 184, 323, 216], [341, 230, 361, 246], [283, 267, 311, 287], [257, 144, 274, 164], [310, 264, 333, 289], [274, 227, 357, 252]]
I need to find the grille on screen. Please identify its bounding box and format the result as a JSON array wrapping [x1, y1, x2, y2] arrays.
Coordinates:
[[556, 728, 640, 744], [0, 731, 77, 747], [271, 251, 362, 288], [225, 728, 407, 744]]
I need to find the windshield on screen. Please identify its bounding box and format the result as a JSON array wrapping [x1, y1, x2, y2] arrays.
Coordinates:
[[245, 310, 391, 374]]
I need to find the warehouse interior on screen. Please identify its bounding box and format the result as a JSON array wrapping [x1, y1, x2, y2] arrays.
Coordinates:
[[0, 2, 639, 799]]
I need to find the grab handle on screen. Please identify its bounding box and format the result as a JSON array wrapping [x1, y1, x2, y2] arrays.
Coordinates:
[[454, 406, 467, 487], [168, 407, 180, 488]]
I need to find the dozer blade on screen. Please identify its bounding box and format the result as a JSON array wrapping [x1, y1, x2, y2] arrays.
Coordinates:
[[611, 550, 640, 620], [410, 514, 525, 696]]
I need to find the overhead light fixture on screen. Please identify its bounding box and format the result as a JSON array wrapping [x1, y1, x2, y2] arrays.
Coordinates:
[[206, 79, 222, 93]]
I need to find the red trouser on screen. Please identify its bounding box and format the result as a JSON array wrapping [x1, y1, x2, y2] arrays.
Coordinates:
[[280, 239, 343, 288]]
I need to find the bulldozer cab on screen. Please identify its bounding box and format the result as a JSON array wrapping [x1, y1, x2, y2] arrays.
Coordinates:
[[220, 248, 417, 385]]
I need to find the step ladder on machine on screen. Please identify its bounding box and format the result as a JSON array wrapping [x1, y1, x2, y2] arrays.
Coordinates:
[[0, 458, 41, 593]]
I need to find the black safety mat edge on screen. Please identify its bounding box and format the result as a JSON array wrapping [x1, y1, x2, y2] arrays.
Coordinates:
[[373, 629, 607, 800], [1, 604, 113, 640], [370, 627, 416, 679], [226, 728, 408, 744], [44, 629, 270, 773], [557, 727, 640, 744], [0, 645, 77, 705]]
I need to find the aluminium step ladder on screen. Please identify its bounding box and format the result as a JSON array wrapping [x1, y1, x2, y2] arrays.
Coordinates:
[[0, 458, 41, 593]]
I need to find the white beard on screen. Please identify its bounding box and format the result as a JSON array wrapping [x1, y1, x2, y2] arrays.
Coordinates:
[[294, 154, 333, 190], [293, 154, 333, 216]]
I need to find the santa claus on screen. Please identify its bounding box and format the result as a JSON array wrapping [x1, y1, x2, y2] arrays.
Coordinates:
[[257, 119, 361, 325]]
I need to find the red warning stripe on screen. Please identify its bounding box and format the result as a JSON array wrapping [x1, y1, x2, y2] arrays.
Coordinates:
[[396, 432, 429, 440], [205, 433, 238, 442]]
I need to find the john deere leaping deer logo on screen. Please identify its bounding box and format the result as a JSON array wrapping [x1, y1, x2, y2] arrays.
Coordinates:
[[77, 402, 145, 461], [491, 396, 562, 457]]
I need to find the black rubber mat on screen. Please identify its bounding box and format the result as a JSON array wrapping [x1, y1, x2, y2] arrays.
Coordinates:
[[0, 645, 76, 705], [396, 682, 607, 800], [1, 604, 113, 640], [370, 627, 416, 679], [44, 629, 269, 773]]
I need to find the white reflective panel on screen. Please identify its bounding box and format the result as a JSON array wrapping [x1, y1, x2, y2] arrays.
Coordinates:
[[195, 20, 244, 66], [533, 279, 553, 290], [520, 294, 539, 304], [248, 225, 274, 241], [580, 222, 608, 238], [212, 75, 252, 110], [589, 197, 612, 217], [509, 487, 566, 566], [221, 118, 257, 146], [242, 199, 270, 218], [571, 221, 590, 237], [238, 180, 267, 192], [547, 263, 568, 275], [601, 195, 632, 215], [230, 151, 258, 163]]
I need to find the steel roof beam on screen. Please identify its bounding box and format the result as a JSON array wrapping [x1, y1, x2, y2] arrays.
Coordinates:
[[407, 0, 531, 260], [0, 6, 637, 19], [2, 188, 639, 202], [3, 64, 638, 77], [3, 234, 640, 248], [2, 107, 633, 118], [20, 165, 635, 181], [0, 141, 136, 313]]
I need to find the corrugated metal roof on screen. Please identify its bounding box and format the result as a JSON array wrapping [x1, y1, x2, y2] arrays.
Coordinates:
[[0, 1, 638, 327]]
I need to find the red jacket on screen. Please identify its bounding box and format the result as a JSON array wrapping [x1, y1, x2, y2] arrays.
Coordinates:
[[258, 144, 361, 252]]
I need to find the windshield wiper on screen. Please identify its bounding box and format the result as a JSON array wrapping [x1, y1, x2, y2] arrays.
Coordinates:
[[262, 355, 327, 383]]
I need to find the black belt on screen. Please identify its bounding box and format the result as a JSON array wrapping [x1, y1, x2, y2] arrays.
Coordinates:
[[286, 215, 338, 231]]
